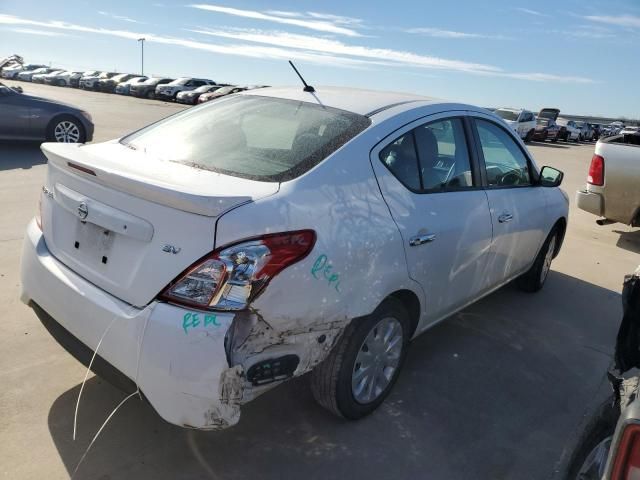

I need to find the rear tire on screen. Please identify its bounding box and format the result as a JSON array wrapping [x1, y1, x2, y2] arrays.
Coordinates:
[[146, 90, 155, 99], [516, 228, 558, 293], [311, 298, 410, 420]]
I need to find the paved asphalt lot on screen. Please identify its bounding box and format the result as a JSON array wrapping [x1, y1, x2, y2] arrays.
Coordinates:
[[1, 81, 639, 480]]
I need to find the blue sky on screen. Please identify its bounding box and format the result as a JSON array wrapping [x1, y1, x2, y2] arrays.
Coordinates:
[[0, 0, 638, 118]]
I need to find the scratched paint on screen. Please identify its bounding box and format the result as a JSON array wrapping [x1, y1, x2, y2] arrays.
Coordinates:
[[183, 312, 220, 334], [310, 254, 342, 293]]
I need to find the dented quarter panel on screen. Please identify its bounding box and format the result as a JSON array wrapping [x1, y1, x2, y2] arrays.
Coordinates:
[[214, 119, 430, 386]]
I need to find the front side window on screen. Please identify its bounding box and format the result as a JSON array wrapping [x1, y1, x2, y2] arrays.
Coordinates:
[[121, 95, 371, 182], [475, 119, 532, 187]]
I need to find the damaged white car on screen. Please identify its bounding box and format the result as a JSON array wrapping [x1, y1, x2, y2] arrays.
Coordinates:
[[20, 86, 568, 429]]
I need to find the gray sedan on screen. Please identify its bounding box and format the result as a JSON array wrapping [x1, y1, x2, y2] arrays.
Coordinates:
[[0, 83, 94, 143]]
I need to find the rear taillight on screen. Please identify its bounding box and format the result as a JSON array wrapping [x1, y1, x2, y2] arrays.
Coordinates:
[[611, 424, 640, 479], [588, 154, 605, 186], [159, 230, 316, 311]]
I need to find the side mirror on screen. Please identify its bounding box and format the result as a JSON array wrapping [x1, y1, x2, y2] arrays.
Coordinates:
[[539, 166, 563, 187], [12, 86, 23, 93]]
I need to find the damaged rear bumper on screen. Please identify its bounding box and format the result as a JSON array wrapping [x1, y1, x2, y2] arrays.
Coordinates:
[[20, 220, 346, 429], [20, 219, 242, 429]]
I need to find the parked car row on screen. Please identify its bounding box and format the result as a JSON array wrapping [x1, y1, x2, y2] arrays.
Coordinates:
[[495, 107, 592, 144], [1, 60, 263, 105]]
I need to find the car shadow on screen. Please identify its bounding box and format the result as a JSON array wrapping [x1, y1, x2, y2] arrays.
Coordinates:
[[614, 229, 640, 254], [47, 271, 621, 480], [0, 141, 47, 171], [528, 141, 570, 149]]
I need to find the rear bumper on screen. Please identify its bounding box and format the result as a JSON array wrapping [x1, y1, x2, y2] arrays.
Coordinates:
[[576, 189, 603, 217], [20, 219, 243, 429]]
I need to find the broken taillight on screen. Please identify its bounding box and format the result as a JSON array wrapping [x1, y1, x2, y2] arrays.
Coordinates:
[[611, 424, 640, 480], [159, 230, 316, 311], [588, 154, 605, 186]]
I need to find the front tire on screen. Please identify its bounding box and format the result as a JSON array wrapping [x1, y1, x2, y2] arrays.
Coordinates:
[[146, 90, 155, 99], [524, 129, 534, 143], [46, 115, 86, 143], [311, 298, 410, 420], [517, 229, 558, 293]]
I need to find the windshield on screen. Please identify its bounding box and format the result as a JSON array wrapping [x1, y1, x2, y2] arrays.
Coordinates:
[[121, 95, 371, 182], [495, 109, 519, 121], [193, 85, 213, 93], [537, 119, 549, 126], [169, 78, 189, 85]]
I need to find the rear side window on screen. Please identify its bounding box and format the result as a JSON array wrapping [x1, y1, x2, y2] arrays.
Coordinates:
[[121, 95, 371, 182], [379, 118, 474, 192], [475, 119, 532, 187], [379, 133, 421, 191]]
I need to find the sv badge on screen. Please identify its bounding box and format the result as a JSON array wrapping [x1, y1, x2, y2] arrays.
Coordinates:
[[162, 244, 181, 254]]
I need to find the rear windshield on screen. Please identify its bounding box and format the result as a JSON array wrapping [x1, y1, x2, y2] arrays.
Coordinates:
[[495, 109, 519, 121], [121, 95, 371, 182]]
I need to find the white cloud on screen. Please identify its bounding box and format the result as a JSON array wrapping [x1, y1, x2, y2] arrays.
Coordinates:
[[515, 8, 549, 17], [9, 27, 70, 36], [98, 11, 144, 24], [189, 28, 501, 73], [0, 14, 595, 84], [405, 27, 506, 39], [189, 28, 595, 83], [583, 14, 640, 28], [188, 4, 362, 37], [0, 14, 374, 69]]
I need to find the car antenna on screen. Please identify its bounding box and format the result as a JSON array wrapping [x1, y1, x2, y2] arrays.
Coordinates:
[[288, 60, 315, 93]]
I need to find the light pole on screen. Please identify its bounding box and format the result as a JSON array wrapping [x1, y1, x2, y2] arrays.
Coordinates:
[[137, 38, 145, 76]]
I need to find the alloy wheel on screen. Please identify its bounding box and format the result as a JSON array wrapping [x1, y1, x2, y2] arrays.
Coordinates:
[[53, 121, 81, 143], [352, 317, 403, 404]]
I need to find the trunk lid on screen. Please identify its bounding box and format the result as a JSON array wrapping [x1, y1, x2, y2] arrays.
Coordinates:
[[40, 142, 279, 307], [538, 108, 560, 121]]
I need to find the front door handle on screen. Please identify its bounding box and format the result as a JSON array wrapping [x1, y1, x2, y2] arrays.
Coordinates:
[[409, 233, 437, 246], [498, 213, 514, 223]]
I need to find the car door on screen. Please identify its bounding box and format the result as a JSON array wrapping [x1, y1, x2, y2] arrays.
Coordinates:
[[370, 113, 493, 323], [469, 115, 547, 287], [0, 86, 30, 139], [516, 112, 526, 137]]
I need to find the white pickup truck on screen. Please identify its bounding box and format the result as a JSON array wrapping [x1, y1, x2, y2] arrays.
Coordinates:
[[577, 133, 640, 225]]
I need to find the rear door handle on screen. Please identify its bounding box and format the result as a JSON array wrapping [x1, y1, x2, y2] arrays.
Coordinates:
[[498, 213, 514, 223], [409, 233, 437, 246]]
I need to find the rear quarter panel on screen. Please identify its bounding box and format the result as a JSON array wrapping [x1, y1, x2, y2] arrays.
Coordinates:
[[214, 125, 425, 337]]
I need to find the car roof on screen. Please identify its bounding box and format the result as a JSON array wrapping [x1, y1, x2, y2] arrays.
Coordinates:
[[241, 86, 435, 116]]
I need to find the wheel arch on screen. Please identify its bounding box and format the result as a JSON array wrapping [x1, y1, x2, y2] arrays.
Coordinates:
[[552, 216, 567, 257], [388, 289, 421, 339]]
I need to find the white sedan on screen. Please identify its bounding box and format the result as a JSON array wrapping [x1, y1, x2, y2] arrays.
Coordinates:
[[21, 86, 568, 430]]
